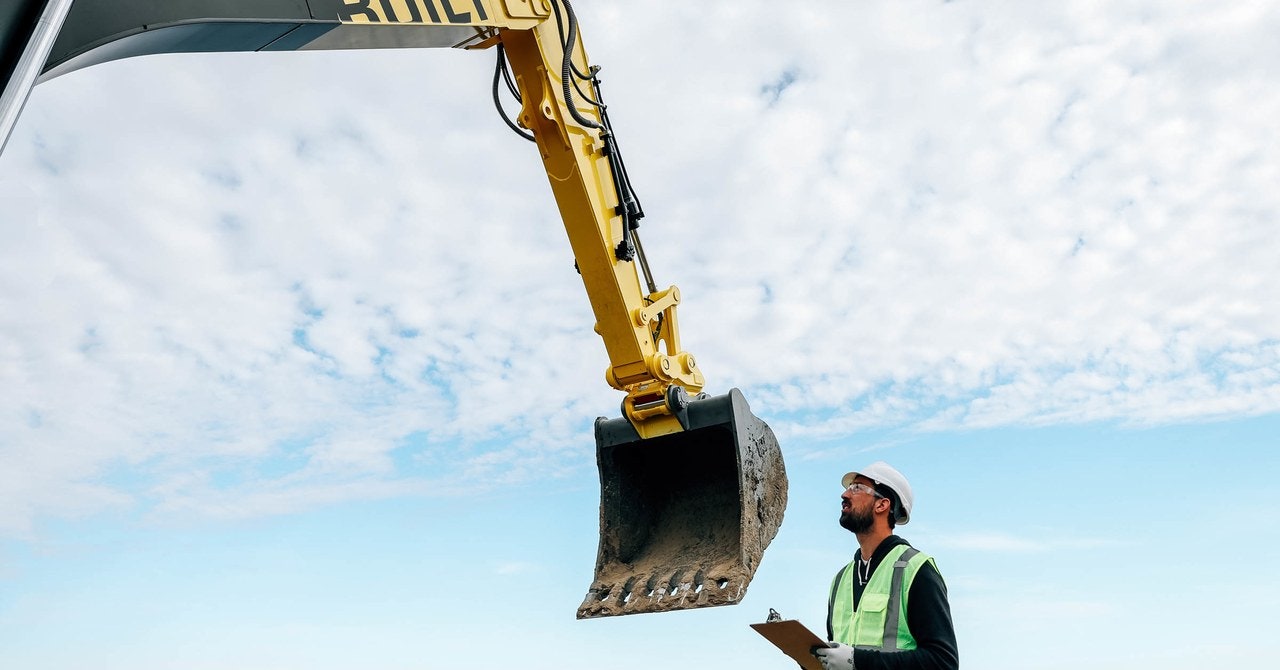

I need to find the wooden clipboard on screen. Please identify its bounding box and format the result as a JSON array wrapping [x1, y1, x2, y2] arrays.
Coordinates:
[[749, 618, 827, 670]]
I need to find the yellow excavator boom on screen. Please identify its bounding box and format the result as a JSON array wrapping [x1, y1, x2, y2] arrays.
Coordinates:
[[1, 0, 788, 619]]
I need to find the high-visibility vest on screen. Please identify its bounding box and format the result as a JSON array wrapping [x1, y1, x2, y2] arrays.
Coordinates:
[[827, 544, 934, 650]]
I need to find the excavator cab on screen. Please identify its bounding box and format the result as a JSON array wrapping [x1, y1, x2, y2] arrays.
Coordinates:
[[578, 389, 787, 618]]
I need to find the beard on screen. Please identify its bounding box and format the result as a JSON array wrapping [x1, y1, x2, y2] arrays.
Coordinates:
[[839, 506, 874, 534]]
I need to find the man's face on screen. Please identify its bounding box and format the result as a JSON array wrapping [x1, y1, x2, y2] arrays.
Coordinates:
[[839, 476, 880, 533]]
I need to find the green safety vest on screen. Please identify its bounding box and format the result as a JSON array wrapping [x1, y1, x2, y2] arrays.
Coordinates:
[[827, 544, 934, 651]]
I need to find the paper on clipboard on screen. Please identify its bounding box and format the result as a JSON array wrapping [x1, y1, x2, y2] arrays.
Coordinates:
[[749, 618, 827, 670]]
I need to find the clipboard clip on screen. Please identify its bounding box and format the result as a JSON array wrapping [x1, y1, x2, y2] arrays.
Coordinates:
[[749, 614, 827, 670]]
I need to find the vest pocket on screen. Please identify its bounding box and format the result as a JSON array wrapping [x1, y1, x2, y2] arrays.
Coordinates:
[[852, 592, 890, 645]]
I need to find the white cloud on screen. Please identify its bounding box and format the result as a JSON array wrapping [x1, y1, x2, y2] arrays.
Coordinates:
[[3, 0, 1279, 532]]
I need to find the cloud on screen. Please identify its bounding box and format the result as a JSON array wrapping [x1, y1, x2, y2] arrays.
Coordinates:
[[2, 0, 1279, 533], [615, 0, 1280, 436]]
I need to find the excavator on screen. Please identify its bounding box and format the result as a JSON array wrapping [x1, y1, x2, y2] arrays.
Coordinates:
[[1, 0, 788, 619]]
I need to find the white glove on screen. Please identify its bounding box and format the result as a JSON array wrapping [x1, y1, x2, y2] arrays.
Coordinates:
[[811, 642, 856, 670]]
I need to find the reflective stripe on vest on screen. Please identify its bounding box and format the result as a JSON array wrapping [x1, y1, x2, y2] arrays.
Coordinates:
[[826, 545, 933, 650]]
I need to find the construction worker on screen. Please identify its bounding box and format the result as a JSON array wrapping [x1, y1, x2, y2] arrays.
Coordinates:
[[811, 462, 959, 670]]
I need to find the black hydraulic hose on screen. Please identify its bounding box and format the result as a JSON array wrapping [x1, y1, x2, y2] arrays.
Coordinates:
[[607, 131, 636, 260], [546, 0, 601, 107], [581, 76, 642, 260], [572, 69, 605, 108], [559, 0, 602, 130], [595, 79, 644, 223], [549, 0, 594, 81], [548, 0, 645, 261], [604, 135, 639, 226], [562, 0, 594, 82], [500, 48, 521, 102], [493, 44, 535, 143], [549, 0, 568, 54], [587, 82, 640, 257]]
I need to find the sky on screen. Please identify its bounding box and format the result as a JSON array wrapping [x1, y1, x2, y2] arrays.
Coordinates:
[[2, 0, 1279, 668]]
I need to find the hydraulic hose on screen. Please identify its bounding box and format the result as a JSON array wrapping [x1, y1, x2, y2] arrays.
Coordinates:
[[559, 0, 602, 130], [493, 44, 535, 142]]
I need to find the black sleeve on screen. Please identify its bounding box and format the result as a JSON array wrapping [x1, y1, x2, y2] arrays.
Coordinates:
[[851, 561, 959, 670]]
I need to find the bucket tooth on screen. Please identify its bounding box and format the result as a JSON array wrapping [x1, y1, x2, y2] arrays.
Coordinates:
[[577, 388, 787, 618]]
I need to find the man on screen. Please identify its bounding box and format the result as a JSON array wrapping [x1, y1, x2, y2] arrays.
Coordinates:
[[811, 461, 959, 670]]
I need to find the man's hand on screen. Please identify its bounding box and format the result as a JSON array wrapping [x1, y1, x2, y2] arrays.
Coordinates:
[[811, 642, 855, 670]]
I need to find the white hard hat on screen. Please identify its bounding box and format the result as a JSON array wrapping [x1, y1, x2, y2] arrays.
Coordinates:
[[841, 461, 914, 525]]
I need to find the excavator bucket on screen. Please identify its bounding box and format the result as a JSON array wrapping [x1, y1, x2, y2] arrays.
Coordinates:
[[577, 388, 787, 618]]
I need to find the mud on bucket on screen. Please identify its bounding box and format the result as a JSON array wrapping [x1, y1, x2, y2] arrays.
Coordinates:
[[577, 388, 787, 618]]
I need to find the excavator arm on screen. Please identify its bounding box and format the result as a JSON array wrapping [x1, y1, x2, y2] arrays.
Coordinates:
[[1, 0, 787, 619], [498, 5, 707, 440]]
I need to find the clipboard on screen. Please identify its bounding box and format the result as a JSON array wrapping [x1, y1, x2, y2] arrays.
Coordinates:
[[749, 617, 827, 670]]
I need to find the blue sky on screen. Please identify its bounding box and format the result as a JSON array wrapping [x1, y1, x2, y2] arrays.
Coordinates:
[[4, 418, 1278, 669], [3, 1, 1279, 668]]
